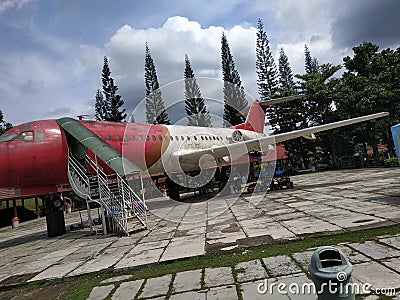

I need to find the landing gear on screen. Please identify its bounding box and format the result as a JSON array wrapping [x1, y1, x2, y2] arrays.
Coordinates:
[[165, 176, 181, 201]]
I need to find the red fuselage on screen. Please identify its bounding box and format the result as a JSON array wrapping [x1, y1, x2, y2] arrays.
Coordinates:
[[0, 119, 170, 198]]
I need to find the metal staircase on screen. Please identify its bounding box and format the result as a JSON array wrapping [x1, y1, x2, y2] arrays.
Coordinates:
[[68, 153, 147, 236]]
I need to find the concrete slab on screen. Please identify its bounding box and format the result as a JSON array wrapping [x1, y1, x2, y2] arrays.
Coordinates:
[[262, 255, 302, 276], [139, 274, 172, 298], [207, 285, 238, 300], [381, 257, 400, 272], [111, 279, 143, 300], [100, 275, 133, 284], [169, 291, 206, 300], [240, 279, 289, 300], [235, 259, 268, 283], [160, 235, 205, 262], [87, 284, 114, 300], [349, 241, 400, 260], [173, 269, 202, 293], [204, 267, 234, 288], [379, 234, 400, 250], [352, 261, 400, 289]]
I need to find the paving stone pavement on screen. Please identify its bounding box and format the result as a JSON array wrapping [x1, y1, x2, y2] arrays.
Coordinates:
[[85, 232, 400, 299], [0, 168, 399, 299]]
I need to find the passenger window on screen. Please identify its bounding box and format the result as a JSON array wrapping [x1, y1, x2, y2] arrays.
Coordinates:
[[106, 135, 111, 141], [194, 136, 197, 141], [131, 135, 136, 141], [152, 135, 156, 141], [124, 135, 128, 142], [170, 136, 174, 141], [175, 136, 179, 141], [187, 136, 190, 140], [158, 135, 162, 141], [146, 135, 150, 140], [181, 136, 184, 141], [205, 136, 208, 140], [201, 136, 204, 140], [138, 135, 143, 140], [115, 135, 120, 141], [36, 131, 46, 141]]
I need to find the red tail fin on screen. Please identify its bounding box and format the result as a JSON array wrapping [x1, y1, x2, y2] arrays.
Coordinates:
[[232, 100, 267, 133]]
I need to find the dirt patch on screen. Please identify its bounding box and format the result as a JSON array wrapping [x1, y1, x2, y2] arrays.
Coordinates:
[[237, 234, 274, 248], [174, 230, 189, 237], [0, 281, 74, 300], [0, 273, 38, 288], [221, 223, 240, 233]]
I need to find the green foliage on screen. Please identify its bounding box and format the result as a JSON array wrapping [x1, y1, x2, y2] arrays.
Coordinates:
[[335, 42, 400, 157], [145, 43, 170, 125], [99, 56, 126, 122], [184, 54, 211, 127], [221, 32, 248, 126], [256, 18, 278, 101], [384, 157, 399, 167]]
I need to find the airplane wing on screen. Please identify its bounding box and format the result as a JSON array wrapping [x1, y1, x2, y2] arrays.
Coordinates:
[[175, 112, 389, 163]]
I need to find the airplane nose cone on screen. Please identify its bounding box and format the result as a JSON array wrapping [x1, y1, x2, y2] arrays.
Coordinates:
[[0, 144, 10, 188]]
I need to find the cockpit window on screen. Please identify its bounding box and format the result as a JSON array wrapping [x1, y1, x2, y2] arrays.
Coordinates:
[[15, 131, 34, 141], [0, 133, 18, 142]]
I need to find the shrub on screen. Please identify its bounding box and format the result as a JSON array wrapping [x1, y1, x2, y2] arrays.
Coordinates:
[[383, 157, 399, 167]]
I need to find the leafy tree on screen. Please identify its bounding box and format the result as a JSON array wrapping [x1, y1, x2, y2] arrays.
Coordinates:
[[101, 56, 126, 122], [221, 32, 248, 126], [94, 89, 106, 121], [184, 54, 211, 127], [335, 42, 400, 160], [144, 43, 170, 124], [0, 109, 12, 135], [256, 18, 279, 100]]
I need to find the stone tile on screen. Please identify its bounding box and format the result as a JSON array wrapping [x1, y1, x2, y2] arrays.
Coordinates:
[[381, 257, 400, 272], [207, 285, 238, 300], [114, 247, 164, 270], [139, 274, 172, 298], [281, 217, 342, 235], [87, 284, 114, 300], [336, 245, 371, 264], [349, 241, 400, 260], [352, 261, 400, 289], [235, 259, 268, 283], [204, 267, 234, 288], [160, 236, 205, 262], [292, 249, 316, 269], [100, 275, 133, 284], [379, 234, 400, 250], [173, 269, 202, 293], [111, 279, 143, 300], [68, 245, 132, 276], [169, 291, 206, 300], [262, 255, 302, 276], [240, 279, 289, 300], [28, 261, 82, 282]]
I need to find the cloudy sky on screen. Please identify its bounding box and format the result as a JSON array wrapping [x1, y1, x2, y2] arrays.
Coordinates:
[[1, 0, 399, 125]]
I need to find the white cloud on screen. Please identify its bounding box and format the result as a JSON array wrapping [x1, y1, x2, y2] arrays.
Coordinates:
[[0, 0, 34, 15]]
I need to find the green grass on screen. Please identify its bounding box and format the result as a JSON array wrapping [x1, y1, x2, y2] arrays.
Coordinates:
[[2, 224, 400, 300]]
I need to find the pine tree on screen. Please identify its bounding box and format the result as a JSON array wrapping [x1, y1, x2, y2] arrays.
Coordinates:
[[256, 18, 279, 101], [144, 43, 170, 124], [304, 45, 319, 74], [94, 89, 106, 121], [101, 56, 126, 122], [221, 32, 248, 127], [278, 48, 295, 90], [184, 54, 211, 127]]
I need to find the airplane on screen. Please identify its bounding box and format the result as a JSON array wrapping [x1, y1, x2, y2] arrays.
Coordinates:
[[0, 97, 388, 235]]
